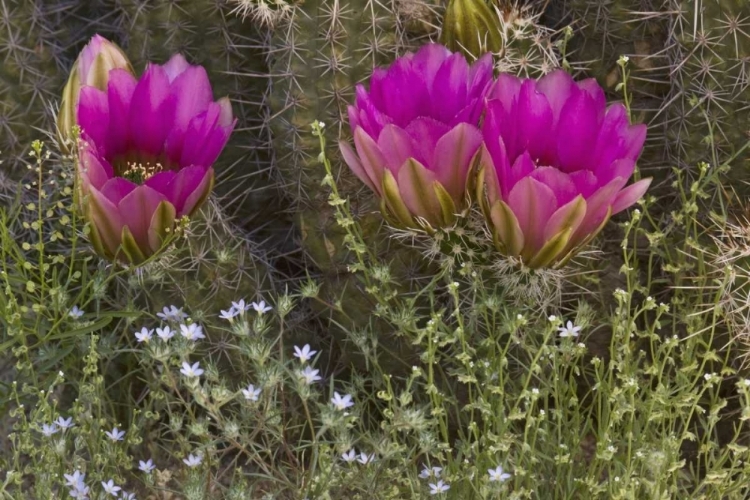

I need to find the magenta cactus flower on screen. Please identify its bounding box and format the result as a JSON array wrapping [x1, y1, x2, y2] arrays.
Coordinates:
[[76, 53, 236, 265], [477, 70, 651, 268], [340, 43, 492, 229]]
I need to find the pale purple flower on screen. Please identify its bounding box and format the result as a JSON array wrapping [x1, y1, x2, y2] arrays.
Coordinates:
[[157, 305, 187, 322], [69, 306, 84, 319], [340, 43, 491, 229], [293, 344, 317, 364], [64, 471, 86, 488], [156, 325, 174, 341], [76, 53, 236, 265], [180, 361, 203, 378], [242, 383, 261, 402], [231, 299, 250, 312], [251, 300, 272, 314], [477, 70, 651, 268], [134, 327, 153, 343], [101, 479, 121, 496], [488, 465, 512, 482], [357, 452, 376, 465], [41, 423, 58, 437], [179, 323, 205, 341], [299, 366, 322, 385], [219, 308, 239, 320], [558, 320, 581, 338], [419, 466, 443, 479], [55, 416, 74, 430], [331, 392, 354, 410], [104, 426, 125, 442], [138, 458, 155, 473], [429, 480, 450, 495], [341, 449, 357, 463], [183, 453, 203, 467]]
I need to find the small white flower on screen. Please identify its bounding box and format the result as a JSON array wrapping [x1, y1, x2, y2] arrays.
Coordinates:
[[134, 327, 153, 343], [156, 326, 174, 341], [104, 426, 125, 442], [101, 479, 121, 496], [157, 305, 187, 322], [299, 365, 322, 385], [183, 453, 203, 467], [41, 423, 58, 437], [180, 361, 204, 378], [419, 466, 443, 479], [69, 306, 84, 319], [120, 492, 136, 500], [293, 344, 317, 364], [232, 299, 250, 312], [252, 300, 272, 314], [242, 383, 261, 401], [64, 471, 86, 488], [331, 392, 354, 410], [179, 323, 205, 341], [138, 458, 155, 473], [55, 416, 74, 430], [341, 449, 357, 463], [219, 308, 239, 320], [429, 480, 450, 495], [488, 465, 512, 482], [557, 320, 581, 338], [357, 452, 375, 465]]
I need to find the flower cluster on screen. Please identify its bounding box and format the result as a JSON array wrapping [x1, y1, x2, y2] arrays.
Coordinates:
[[341, 43, 650, 268]]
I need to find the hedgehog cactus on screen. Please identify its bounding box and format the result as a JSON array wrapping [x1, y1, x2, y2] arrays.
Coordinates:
[[665, 0, 750, 189]]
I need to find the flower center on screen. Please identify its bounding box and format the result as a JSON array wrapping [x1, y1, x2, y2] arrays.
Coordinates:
[[120, 161, 164, 185]]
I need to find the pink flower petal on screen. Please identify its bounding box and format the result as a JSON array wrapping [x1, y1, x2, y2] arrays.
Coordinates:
[[536, 69, 575, 128], [396, 158, 441, 221], [490, 73, 523, 114], [162, 54, 190, 82], [169, 65, 213, 135], [513, 79, 553, 163], [577, 78, 606, 120], [377, 124, 419, 171], [597, 158, 636, 187], [117, 184, 169, 254], [353, 128, 386, 192], [129, 63, 175, 158], [340, 140, 378, 194], [405, 117, 452, 165], [86, 183, 125, 257], [100, 177, 138, 204], [572, 177, 622, 243], [175, 167, 214, 217], [611, 178, 651, 214], [507, 177, 558, 257], [78, 146, 114, 191], [432, 123, 482, 201], [105, 69, 137, 158], [144, 167, 201, 215], [177, 102, 233, 167], [507, 151, 536, 193], [555, 87, 599, 173], [432, 52, 469, 123], [529, 166, 577, 206], [77, 86, 110, 150]]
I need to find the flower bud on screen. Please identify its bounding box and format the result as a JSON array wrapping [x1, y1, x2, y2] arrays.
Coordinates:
[[440, 0, 503, 59], [58, 35, 134, 149]]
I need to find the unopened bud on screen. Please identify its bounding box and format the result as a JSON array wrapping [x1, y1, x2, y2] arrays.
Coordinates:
[[440, 0, 502, 59], [58, 35, 134, 149]]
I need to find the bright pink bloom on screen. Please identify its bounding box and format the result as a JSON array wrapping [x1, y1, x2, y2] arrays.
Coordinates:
[[477, 70, 651, 268], [340, 43, 492, 229], [76, 54, 236, 264]]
